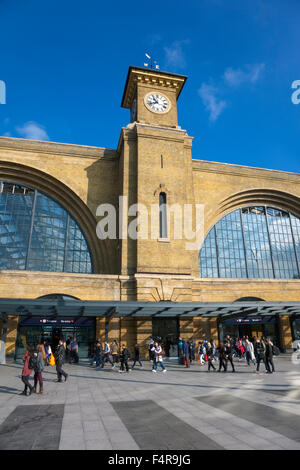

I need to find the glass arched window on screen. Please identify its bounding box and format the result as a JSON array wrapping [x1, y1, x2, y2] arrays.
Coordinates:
[[199, 206, 300, 279], [0, 181, 93, 273], [159, 192, 167, 238]]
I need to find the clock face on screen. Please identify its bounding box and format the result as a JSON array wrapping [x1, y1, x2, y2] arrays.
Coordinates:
[[144, 93, 170, 114]]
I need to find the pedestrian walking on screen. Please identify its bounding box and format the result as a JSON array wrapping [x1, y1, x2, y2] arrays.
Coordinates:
[[70, 336, 79, 364], [211, 339, 217, 361], [198, 342, 205, 365], [54, 339, 68, 382], [33, 344, 45, 394], [148, 338, 154, 361], [225, 341, 235, 372], [178, 337, 184, 359], [183, 340, 190, 368], [151, 342, 166, 373], [43, 340, 52, 366], [236, 338, 245, 361], [190, 338, 196, 362], [245, 338, 256, 366], [90, 341, 103, 367], [111, 339, 119, 363], [218, 342, 227, 372], [102, 341, 115, 369], [206, 342, 216, 372], [20, 344, 34, 396], [132, 344, 143, 369], [119, 344, 131, 373], [65, 336, 71, 363], [265, 337, 275, 373], [254, 338, 268, 374]]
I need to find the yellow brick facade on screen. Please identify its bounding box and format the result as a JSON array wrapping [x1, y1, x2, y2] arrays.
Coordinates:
[[0, 66, 299, 356]]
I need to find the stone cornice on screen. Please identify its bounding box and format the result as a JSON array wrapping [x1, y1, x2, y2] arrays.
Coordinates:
[[0, 136, 117, 161], [116, 122, 192, 152], [121, 66, 187, 109], [192, 158, 300, 183]]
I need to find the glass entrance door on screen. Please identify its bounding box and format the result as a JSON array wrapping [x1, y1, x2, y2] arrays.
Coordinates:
[[15, 319, 95, 360], [152, 318, 179, 357]]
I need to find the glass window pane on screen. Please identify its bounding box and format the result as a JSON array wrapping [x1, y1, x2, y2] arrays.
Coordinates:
[[0, 181, 93, 273]]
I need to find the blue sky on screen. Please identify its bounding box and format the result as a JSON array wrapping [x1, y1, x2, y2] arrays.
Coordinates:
[[0, 0, 300, 172]]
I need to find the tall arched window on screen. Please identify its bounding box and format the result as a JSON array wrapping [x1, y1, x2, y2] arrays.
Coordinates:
[[0, 181, 93, 273], [159, 192, 167, 238], [199, 205, 300, 279]]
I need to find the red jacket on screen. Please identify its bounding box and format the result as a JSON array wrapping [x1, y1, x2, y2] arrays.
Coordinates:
[[22, 350, 33, 376]]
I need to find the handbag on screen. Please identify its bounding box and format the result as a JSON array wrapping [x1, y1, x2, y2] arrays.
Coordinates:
[[49, 353, 56, 366]]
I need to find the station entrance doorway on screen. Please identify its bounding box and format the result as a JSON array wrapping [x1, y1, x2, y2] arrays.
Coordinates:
[[220, 316, 279, 345], [15, 317, 95, 360], [152, 318, 179, 357]]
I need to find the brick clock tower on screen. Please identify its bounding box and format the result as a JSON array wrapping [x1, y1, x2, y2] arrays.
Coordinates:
[[118, 66, 197, 287]]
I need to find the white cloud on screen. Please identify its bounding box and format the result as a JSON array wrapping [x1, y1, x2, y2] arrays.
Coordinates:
[[198, 83, 227, 122], [164, 39, 190, 69], [223, 63, 265, 87], [16, 121, 49, 141]]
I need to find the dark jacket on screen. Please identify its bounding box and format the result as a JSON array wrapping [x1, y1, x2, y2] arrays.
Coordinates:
[[265, 343, 273, 358], [34, 352, 44, 373], [225, 345, 233, 358], [95, 344, 102, 356], [120, 348, 131, 361], [55, 344, 66, 364], [207, 347, 213, 360], [183, 341, 190, 356], [134, 346, 140, 359], [218, 345, 226, 358], [254, 341, 266, 358]]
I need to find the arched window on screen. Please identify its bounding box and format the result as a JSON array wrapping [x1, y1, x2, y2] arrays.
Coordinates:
[[199, 205, 300, 279], [0, 181, 93, 273], [37, 294, 80, 301], [159, 192, 167, 238]]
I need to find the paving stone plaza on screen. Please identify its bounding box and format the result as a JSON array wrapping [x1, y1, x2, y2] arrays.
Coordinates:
[[1, 355, 300, 450]]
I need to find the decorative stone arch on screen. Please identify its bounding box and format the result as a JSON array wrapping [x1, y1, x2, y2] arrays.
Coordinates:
[[0, 160, 108, 274], [153, 183, 171, 198], [37, 294, 81, 300], [234, 297, 266, 302], [204, 188, 300, 238]]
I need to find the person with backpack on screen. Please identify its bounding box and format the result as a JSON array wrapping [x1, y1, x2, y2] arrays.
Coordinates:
[[151, 342, 167, 373], [20, 344, 35, 396], [265, 337, 275, 373], [148, 338, 154, 361], [119, 344, 131, 373], [33, 344, 45, 394], [132, 343, 143, 369], [54, 339, 68, 382]]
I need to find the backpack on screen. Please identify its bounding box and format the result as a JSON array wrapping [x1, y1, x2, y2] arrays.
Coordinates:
[[29, 355, 38, 370], [272, 345, 280, 356]]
